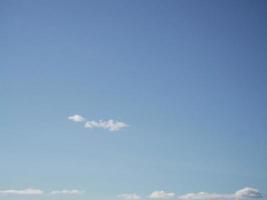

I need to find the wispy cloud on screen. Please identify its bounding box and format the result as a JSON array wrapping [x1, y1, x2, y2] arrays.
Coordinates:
[[118, 193, 141, 200], [0, 188, 43, 196], [178, 192, 232, 200], [84, 119, 128, 131], [149, 191, 176, 199], [50, 189, 84, 195], [118, 188, 262, 200], [68, 114, 128, 131], [68, 114, 85, 122], [178, 187, 262, 200], [0, 188, 85, 197]]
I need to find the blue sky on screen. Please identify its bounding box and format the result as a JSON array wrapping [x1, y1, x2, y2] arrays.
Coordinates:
[[0, 0, 267, 200]]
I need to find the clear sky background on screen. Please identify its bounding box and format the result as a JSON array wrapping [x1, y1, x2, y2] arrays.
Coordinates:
[[1, 0, 267, 200]]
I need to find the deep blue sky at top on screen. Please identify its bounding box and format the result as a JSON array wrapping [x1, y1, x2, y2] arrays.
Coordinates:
[[0, 0, 267, 199]]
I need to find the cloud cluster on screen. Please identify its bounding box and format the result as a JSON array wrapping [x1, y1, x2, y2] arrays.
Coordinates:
[[0, 188, 43, 195], [178, 187, 262, 200], [0, 188, 83, 196], [118, 188, 263, 200], [68, 114, 128, 131]]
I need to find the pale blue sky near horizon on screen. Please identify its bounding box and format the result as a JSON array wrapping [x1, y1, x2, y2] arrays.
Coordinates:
[[1, 0, 267, 200]]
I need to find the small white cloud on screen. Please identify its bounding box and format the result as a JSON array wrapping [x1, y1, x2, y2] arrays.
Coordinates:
[[118, 193, 141, 200], [50, 189, 84, 195], [68, 114, 85, 122], [149, 191, 176, 199], [84, 119, 128, 131], [0, 188, 43, 195]]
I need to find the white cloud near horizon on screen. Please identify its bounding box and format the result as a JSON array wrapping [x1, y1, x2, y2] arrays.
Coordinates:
[[178, 187, 262, 200], [235, 188, 262, 199], [68, 114, 85, 122], [178, 192, 232, 200], [0, 188, 85, 196], [50, 189, 84, 195], [0, 188, 43, 196], [118, 193, 141, 200], [118, 188, 262, 200], [149, 191, 176, 199]]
